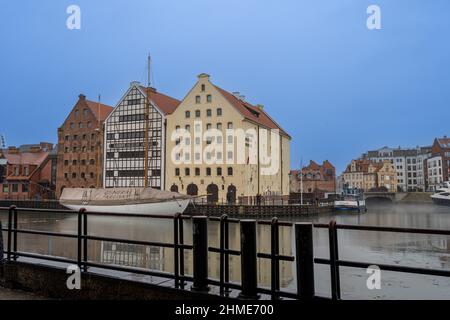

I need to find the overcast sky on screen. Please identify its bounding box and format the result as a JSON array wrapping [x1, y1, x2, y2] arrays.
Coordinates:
[[1, 0, 449, 173]]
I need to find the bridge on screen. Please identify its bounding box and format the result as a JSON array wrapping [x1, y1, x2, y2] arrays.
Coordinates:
[[364, 192, 408, 203]]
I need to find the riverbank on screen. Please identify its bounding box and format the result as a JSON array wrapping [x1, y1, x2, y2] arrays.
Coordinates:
[[398, 192, 433, 204]]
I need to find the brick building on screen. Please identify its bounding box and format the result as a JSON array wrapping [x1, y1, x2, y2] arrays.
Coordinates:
[[0, 142, 55, 200], [425, 136, 450, 190], [56, 94, 113, 197], [342, 159, 398, 192], [290, 160, 336, 196]]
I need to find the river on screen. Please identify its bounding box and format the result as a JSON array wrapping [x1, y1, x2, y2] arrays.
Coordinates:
[[1, 203, 450, 300]]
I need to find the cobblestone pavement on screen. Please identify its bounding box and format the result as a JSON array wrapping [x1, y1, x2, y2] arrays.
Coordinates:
[[0, 286, 48, 300]]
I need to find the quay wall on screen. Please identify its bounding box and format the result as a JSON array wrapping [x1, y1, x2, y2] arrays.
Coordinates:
[[0, 261, 230, 300]]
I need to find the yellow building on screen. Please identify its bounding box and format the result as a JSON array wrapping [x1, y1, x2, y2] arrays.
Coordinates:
[[343, 159, 397, 192], [165, 73, 290, 203], [375, 160, 398, 191]]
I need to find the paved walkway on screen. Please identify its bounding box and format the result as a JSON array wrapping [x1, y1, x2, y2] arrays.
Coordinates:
[[0, 286, 47, 300]]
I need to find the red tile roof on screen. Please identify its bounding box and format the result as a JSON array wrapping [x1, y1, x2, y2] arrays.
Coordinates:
[[437, 137, 450, 149], [139, 86, 181, 115], [214, 86, 290, 138], [85, 100, 113, 122], [3, 151, 49, 166]]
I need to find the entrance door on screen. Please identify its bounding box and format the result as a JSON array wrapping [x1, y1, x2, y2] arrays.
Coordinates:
[[206, 183, 219, 203]]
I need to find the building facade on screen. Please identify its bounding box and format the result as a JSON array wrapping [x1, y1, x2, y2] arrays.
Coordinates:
[[426, 155, 444, 191], [289, 160, 336, 194], [0, 142, 54, 200], [165, 73, 291, 203], [362, 146, 431, 191], [342, 159, 397, 192], [56, 94, 113, 197], [103, 82, 180, 189], [428, 136, 450, 188]]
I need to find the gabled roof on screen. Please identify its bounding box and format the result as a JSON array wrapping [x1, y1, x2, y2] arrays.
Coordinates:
[[139, 86, 181, 115], [214, 86, 290, 138], [436, 137, 450, 149], [3, 151, 49, 166], [85, 100, 113, 122]]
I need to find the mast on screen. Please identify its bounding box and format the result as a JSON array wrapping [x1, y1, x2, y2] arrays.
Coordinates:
[[96, 94, 102, 188], [144, 54, 151, 188]]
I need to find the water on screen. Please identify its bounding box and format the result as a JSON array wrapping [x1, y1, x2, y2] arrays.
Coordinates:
[[1, 203, 450, 300]]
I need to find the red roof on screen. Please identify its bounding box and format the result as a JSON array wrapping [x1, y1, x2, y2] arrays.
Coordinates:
[[3, 151, 49, 166], [85, 100, 113, 122], [437, 137, 450, 149], [214, 86, 290, 138], [139, 86, 181, 115]]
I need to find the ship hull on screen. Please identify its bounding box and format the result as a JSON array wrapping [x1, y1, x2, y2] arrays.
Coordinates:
[[63, 199, 191, 216]]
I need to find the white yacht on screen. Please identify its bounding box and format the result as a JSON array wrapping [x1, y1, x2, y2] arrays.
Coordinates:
[[431, 182, 450, 206]]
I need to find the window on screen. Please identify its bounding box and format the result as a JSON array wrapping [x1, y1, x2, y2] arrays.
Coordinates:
[[195, 96, 201, 104], [195, 110, 201, 118], [195, 153, 200, 161], [206, 168, 211, 176], [79, 122, 83, 128], [195, 137, 201, 145], [185, 153, 190, 161], [64, 160, 69, 166], [217, 108, 222, 116], [206, 109, 212, 117], [175, 125, 180, 132], [175, 168, 180, 176], [207, 95, 212, 103], [70, 123, 74, 129], [90, 172, 94, 179], [75, 110, 79, 117], [195, 168, 200, 176], [227, 135, 233, 144], [185, 125, 190, 132], [185, 111, 190, 118], [87, 121, 92, 128], [217, 167, 222, 176], [90, 159, 95, 165], [91, 133, 95, 139], [81, 159, 86, 165], [201, 84, 205, 92], [206, 123, 212, 130], [65, 147, 69, 153], [65, 135, 69, 141], [82, 134, 86, 140], [2, 184, 8, 193], [64, 173, 68, 179], [227, 122, 233, 129], [195, 124, 201, 132], [217, 152, 222, 160], [81, 172, 86, 179], [185, 137, 191, 145], [216, 123, 222, 130], [227, 151, 233, 160], [72, 173, 77, 178], [227, 167, 233, 176], [83, 108, 88, 116], [217, 136, 223, 144], [185, 168, 190, 176], [72, 160, 77, 165]]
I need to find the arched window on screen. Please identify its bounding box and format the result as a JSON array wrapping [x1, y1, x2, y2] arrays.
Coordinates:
[[185, 110, 190, 118]]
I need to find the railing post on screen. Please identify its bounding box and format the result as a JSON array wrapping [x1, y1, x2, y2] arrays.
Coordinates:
[[191, 216, 209, 292], [7, 206, 14, 261], [178, 215, 185, 287], [270, 217, 280, 299], [295, 222, 315, 299], [329, 220, 341, 300], [173, 213, 180, 288], [82, 209, 88, 272], [77, 209, 82, 269], [239, 219, 259, 299], [0, 221, 4, 263], [13, 206, 17, 260]]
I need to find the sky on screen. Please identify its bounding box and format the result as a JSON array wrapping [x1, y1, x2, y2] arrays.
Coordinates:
[[0, 0, 449, 173]]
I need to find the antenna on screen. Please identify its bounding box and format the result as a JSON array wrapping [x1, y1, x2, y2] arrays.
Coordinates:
[[0, 134, 6, 149]]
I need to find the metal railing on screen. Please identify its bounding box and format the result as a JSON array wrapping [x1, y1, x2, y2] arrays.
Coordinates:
[[0, 205, 314, 300], [313, 221, 450, 300], [2, 205, 450, 300]]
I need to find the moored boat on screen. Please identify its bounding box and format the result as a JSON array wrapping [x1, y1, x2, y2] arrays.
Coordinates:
[[431, 182, 450, 207], [60, 187, 192, 215], [334, 188, 366, 213]]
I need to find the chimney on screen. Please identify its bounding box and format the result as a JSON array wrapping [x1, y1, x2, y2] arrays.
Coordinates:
[[78, 94, 86, 100]]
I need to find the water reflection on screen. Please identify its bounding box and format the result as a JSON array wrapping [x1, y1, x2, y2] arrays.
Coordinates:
[[1, 203, 450, 299]]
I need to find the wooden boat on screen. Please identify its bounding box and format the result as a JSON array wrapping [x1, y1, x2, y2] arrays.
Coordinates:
[[60, 187, 192, 215]]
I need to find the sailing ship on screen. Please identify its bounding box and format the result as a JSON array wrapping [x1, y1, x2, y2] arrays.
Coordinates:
[[60, 187, 191, 215], [60, 55, 193, 215]]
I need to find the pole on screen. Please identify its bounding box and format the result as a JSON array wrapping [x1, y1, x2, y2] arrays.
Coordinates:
[[239, 220, 259, 299], [295, 223, 315, 299], [191, 216, 209, 292]]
